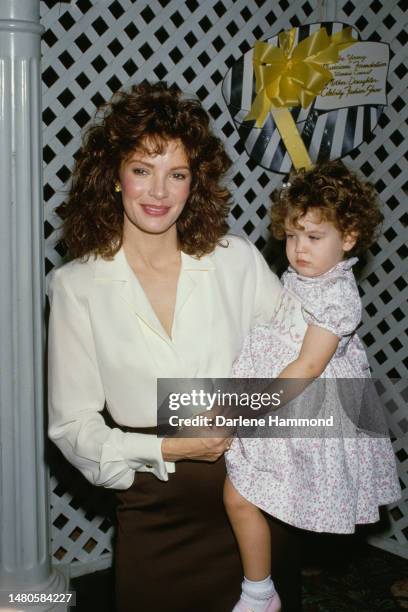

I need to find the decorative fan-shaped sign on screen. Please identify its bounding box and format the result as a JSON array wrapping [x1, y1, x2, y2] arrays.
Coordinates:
[[222, 22, 389, 173]]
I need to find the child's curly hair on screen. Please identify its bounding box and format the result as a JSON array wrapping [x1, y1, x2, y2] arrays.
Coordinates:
[[270, 160, 383, 255], [58, 81, 231, 260]]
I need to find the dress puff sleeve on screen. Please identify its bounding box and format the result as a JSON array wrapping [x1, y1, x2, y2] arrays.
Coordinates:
[[294, 259, 362, 339]]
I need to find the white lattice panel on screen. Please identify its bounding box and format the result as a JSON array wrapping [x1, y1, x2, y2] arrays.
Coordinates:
[[41, 0, 408, 574]]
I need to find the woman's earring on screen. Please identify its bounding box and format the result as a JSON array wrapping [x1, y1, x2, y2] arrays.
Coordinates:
[[114, 184, 121, 193]]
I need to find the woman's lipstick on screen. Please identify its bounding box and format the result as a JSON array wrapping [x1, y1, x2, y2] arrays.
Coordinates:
[[141, 205, 170, 216]]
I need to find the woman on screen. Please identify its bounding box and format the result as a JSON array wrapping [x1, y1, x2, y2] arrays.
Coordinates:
[[48, 82, 298, 611]]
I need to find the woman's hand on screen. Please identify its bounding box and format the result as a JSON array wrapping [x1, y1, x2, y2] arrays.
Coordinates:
[[161, 435, 232, 462]]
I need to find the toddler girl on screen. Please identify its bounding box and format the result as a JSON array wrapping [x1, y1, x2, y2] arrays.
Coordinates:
[[224, 161, 401, 612]]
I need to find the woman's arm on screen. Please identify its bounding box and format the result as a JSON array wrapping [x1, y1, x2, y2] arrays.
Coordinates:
[[247, 239, 283, 325], [161, 436, 231, 462], [48, 270, 167, 489]]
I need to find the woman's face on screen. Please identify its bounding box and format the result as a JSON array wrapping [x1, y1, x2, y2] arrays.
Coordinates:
[[118, 139, 192, 239]]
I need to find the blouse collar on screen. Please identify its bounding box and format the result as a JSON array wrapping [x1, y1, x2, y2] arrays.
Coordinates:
[[93, 245, 216, 280]]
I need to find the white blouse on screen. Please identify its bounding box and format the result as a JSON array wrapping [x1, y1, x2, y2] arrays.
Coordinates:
[[48, 235, 282, 489]]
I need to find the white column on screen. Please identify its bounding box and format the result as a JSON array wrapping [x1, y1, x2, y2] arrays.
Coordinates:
[[0, 1, 68, 610]]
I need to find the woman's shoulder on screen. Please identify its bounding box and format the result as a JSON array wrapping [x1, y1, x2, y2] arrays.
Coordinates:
[[211, 233, 263, 265], [216, 233, 255, 252], [48, 255, 98, 295]]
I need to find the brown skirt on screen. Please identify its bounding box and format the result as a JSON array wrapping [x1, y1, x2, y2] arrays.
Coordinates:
[[114, 459, 303, 612], [114, 457, 242, 612]]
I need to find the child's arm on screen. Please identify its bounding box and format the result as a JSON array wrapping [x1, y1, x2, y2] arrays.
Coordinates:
[[261, 272, 359, 408], [279, 325, 340, 379], [255, 326, 340, 411], [250, 325, 340, 413]]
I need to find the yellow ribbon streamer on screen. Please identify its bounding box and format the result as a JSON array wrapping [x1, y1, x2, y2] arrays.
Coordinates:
[[244, 26, 356, 169], [272, 108, 314, 170]]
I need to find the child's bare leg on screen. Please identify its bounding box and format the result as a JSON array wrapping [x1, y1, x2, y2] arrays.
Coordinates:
[[224, 475, 270, 579], [224, 476, 281, 611]]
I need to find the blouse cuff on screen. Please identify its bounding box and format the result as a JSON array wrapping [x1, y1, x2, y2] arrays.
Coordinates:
[[122, 433, 170, 481]]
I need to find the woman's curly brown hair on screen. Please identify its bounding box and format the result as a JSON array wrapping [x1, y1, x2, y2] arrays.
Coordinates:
[[58, 81, 232, 260], [270, 160, 383, 255]]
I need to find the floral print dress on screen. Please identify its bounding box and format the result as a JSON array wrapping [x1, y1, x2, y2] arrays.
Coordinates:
[[226, 258, 401, 533]]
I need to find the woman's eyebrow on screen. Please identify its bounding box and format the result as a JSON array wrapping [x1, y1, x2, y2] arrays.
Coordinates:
[[128, 158, 190, 170], [128, 158, 155, 167]]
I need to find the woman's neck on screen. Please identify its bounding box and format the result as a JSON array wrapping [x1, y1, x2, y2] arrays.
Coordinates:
[[122, 223, 180, 269]]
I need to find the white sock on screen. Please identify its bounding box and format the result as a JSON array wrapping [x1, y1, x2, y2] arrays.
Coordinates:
[[233, 575, 276, 612]]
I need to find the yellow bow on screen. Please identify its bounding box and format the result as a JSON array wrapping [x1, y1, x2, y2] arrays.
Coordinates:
[[245, 27, 356, 128]]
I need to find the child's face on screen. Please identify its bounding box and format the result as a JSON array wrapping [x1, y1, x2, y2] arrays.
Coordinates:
[[285, 210, 356, 277]]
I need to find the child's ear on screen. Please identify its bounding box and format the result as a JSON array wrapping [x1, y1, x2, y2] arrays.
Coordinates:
[[342, 231, 358, 252]]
